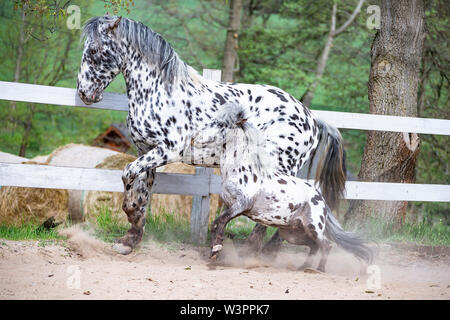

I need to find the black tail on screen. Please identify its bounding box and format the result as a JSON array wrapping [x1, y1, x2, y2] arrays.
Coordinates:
[[325, 211, 373, 264], [308, 119, 347, 211]]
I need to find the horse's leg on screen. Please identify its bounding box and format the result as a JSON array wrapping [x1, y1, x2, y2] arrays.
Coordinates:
[[210, 196, 252, 259], [114, 147, 179, 254], [298, 241, 319, 270], [209, 208, 238, 259], [261, 230, 283, 258], [244, 223, 267, 253], [113, 169, 153, 254], [317, 239, 332, 272]]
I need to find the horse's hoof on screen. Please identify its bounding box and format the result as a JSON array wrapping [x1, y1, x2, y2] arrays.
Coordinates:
[[303, 268, 322, 274], [112, 243, 133, 255], [210, 244, 223, 260]]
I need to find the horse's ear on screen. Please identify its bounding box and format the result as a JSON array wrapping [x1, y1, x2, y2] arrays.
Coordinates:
[[107, 16, 122, 32], [236, 118, 247, 128]]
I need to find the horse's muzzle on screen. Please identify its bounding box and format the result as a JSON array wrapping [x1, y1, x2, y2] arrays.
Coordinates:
[[78, 88, 102, 105]]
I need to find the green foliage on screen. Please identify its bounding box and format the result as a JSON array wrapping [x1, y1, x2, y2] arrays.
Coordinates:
[[103, 0, 135, 14], [13, 0, 69, 17], [13, 0, 134, 16], [0, 1, 128, 158], [412, 1, 449, 217]]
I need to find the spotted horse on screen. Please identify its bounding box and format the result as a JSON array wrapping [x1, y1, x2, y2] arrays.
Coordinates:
[[192, 103, 372, 271], [77, 15, 347, 255]]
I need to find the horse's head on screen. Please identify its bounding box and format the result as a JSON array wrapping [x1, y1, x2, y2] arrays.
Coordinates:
[[77, 16, 124, 105]]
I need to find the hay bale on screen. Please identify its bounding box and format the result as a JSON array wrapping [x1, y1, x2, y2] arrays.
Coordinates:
[[0, 151, 28, 164], [0, 144, 123, 226], [30, 154, 50, 164], [0, 161, 68, 226], [152, 163, 222, 222], [47, 143, 118, 168], [47, 144, 120, 222]]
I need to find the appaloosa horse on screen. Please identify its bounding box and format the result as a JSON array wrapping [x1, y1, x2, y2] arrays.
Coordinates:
[[192, 104, 372, 271], [77, 15, 346, 255]]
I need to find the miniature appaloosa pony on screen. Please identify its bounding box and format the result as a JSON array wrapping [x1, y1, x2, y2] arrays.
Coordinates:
[[77, 15, 347, 255], [192, 104, 372, 271]]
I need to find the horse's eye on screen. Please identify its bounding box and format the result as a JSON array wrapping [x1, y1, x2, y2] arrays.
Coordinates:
[[89, 49, 97, 55]]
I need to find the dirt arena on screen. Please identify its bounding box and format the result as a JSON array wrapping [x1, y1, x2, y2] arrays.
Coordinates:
[[0, 226, 449, 300]]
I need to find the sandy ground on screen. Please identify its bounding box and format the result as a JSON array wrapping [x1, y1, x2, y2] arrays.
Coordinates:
[[0, 226, 449, 300]]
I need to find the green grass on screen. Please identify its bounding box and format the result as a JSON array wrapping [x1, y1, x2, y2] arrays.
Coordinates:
[[143, 208, 191, 243], [91, 207, 279, 245], [0, 223, 64, 241], [92, 206, 129, 243], [363, 216, 450, 246], [91, 206, 192, 244], [1, 207, 448, 248]]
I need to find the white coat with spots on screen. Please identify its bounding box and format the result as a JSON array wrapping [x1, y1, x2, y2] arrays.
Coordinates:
[[76, 15, 347, 254]]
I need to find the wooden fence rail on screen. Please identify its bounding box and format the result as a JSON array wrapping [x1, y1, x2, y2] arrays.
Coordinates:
[[0, 80, 449, 135], [1, 163, 448, 202]]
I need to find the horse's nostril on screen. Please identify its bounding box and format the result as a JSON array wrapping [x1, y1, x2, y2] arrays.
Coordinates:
[[92, 89, 100, 101]]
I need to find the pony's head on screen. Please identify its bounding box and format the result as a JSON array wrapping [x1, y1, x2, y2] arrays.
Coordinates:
[[192, 103, 275, 174], [191, 103, 249, 149], [77, 15, 124, 104]]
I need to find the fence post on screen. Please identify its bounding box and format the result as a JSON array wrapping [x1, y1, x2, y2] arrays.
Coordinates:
[[190, 69, 221, 244]]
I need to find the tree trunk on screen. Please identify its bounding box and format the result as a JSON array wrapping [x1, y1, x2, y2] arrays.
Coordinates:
[[18, 104, 36, 157], [222, 0, 242, 82], [10, 8, 27, 113], [345, 0, 425, 227]]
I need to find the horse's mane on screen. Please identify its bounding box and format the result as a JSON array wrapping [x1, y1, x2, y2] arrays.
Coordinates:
[[217, 104, 275, 176], [82, 16, 189, 87]]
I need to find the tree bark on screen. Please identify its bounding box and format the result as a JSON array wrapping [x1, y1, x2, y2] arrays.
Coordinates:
[[222, 0, 242, 82], [19, 103, 36, 157], [345, 0, 426, 227]]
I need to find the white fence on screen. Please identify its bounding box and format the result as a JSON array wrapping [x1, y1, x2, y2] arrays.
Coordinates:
[[0, 70, 449, 242]]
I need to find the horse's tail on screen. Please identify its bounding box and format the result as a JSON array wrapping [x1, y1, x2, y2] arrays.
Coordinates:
[[324, 210, 373, 264], [308, 118, 347, 211]]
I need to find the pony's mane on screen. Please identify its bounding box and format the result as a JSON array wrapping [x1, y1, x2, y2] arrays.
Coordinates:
[[217, 104, 275, 176], [82, 16, 189, 87]]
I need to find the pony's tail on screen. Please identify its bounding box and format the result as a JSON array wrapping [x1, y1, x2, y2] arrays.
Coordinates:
[[325, 210, 373, 264], [308, 119, 347, 211]]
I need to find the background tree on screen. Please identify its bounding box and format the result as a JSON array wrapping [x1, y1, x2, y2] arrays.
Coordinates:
[[222, 0, 242, 82], [345, 0, 426, 227]]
